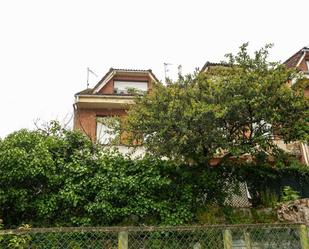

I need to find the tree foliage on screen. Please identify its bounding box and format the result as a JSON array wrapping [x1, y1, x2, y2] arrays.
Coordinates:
[[125, 43, 309, 164], [0, 123, 220, 227], [0, 122, 94, 227]]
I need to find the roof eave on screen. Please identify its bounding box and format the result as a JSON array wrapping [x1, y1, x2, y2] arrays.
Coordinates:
[[92, 68, 159, 94]]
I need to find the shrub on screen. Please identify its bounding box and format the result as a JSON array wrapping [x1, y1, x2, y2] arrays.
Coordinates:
[[1, 122, 309, 227], [281, 186, 300, 202]]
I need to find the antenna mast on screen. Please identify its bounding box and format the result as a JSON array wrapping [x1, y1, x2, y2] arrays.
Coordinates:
[[87, 67, 89, 88], [86, 67, 98, 88], [164, 62, 172, 83]]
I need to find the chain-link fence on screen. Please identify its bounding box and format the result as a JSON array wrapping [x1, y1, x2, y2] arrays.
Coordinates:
[[0, 223, 308, 249]]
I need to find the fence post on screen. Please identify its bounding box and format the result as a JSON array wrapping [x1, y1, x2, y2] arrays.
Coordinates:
[[118, 231, 128, 249], [223, 229, 232, 249], [244, 231, 252, 249], [300, 225, 309, 249]]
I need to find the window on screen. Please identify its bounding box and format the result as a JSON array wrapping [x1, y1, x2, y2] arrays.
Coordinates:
[[114, 81, 148, 94], [306, 61, 309, 72], [96, 117, 119, 144], [252, 120, 272, 138]]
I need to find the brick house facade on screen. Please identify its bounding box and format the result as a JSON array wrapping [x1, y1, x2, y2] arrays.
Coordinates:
[[284, 47, 309, 97], [283, 47, 309, 164], [73, 68, 158, 143], [200, 52, 309, 165]]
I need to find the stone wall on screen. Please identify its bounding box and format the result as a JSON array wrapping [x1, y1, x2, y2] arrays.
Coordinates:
[[277, 198, 309, 224]]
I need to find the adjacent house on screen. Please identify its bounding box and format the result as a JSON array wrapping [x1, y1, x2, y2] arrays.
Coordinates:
[[283, 46, 309, 97], [201, 55, 309, 165], [283, 47, 309, 164], [284, 47, 309, 75], [73, 68, 159, 146]]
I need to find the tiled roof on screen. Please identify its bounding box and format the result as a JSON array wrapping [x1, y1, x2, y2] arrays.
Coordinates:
[[93, 68, 159, 92], [203, 47, 309, 72], [75, 88, 93, 96], [112, 68, 153, 73], [75, 68, 159, 96], [201, 61, 229, 72], [284, 47, 309, 68]]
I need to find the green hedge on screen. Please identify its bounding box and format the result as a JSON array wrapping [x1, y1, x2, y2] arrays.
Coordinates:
[[1, 124, 309, 228]]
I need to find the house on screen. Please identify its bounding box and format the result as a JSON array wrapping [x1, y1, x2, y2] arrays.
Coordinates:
[[74, 49, 308, 163], [73, 68, 159, 146], [73, 53, 308, 207], [283, 46, 309, 97], [283, 47, 309, 164], [201, 54, 309, 165], [283, 47, 309, 76]]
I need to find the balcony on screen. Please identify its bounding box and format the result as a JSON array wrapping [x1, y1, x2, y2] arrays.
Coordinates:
[[74, 94, 135, 109]]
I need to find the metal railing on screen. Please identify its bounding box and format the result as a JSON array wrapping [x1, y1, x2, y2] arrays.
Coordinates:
[[0, 223, 308, 249]]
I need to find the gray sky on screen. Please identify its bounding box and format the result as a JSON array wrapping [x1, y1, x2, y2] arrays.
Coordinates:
[[0, 0, 308, 138]]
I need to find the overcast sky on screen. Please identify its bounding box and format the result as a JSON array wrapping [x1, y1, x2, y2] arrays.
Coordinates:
[[0, 0, 308, 138]]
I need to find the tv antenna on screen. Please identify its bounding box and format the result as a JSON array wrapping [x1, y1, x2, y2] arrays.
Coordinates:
[[164, 62, 172, 83], [87, 67, 98, 88], [177, 65, 182, 76]]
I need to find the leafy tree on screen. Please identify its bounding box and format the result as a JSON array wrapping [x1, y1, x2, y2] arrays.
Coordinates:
[[0, 121, 96, 226], [0, 123, 200, 227], [124, 43, 309, 164]]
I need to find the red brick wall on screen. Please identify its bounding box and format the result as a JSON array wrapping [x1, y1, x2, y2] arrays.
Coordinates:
[[74, 108, 127, 142], [99, 79, 114, 94], [74, 71, 157, 141], [297, 55, 309, 97], [298, 55, 309, 71]]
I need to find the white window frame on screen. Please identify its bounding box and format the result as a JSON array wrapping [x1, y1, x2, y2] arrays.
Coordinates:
[[96, 116, 119, 145], [114, 81, 148, 94]]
